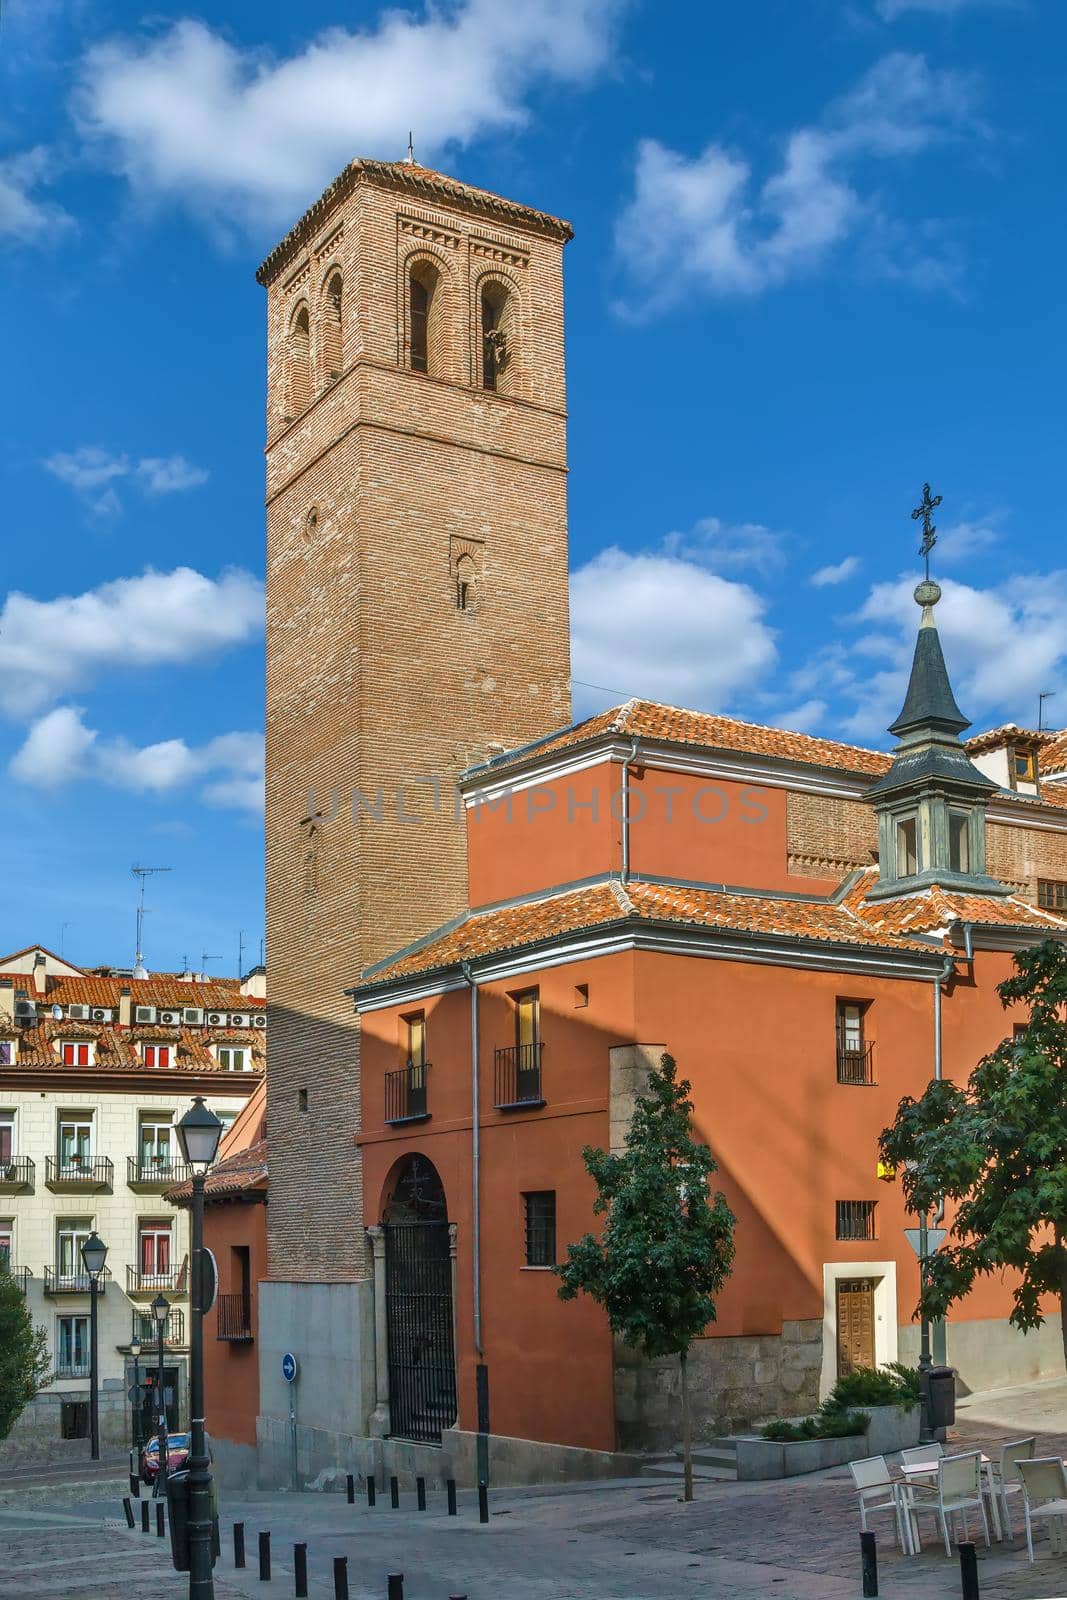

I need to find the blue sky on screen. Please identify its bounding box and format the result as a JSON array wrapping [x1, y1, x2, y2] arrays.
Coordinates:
[[2, 0, 1064, 971]]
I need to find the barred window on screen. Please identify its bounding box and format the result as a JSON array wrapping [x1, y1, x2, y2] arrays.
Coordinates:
[[836, 1200, 877, 1241], [1038, 879, 1067, 911], [523, 1191, 556, 1267]]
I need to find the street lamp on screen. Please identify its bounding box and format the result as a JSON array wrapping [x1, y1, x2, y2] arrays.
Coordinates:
[[177, 1096, 222, 1600], [129, 1337, 142, 1453], [151, 1293, 170, 1495], [80, 1231, 107, 1462]]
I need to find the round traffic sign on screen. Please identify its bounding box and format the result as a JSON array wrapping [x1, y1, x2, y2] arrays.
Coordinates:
[[281, 1352, 299, 1383], [128, 1384, 145, 1404]]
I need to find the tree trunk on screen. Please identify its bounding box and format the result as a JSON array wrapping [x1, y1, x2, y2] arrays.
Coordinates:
[[680, 1349, 693, 1503], [1057, 1228, 1067, 1373]]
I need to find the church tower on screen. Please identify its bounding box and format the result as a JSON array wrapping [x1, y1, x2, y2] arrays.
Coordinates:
[[259, 159, 572, 1321]]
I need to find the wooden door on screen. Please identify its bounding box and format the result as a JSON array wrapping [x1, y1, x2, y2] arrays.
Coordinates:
[[836, 1278, 877, 1376]]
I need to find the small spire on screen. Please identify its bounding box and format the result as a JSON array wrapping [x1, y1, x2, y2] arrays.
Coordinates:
[[405, 131, 415, 166]]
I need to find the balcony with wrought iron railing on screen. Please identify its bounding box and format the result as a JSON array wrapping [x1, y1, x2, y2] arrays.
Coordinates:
[[3, 1265, 30, 1295], [131, 1307, 186, 1346], [43, 1265, 112, 1296], [493, 1042, 544, 1110], [836, 1038, 875, 1085], [127, 1155, 191, 1192], [44, 1155, 113, 1193], [54, 1358, 91, 1380], [385, 1062, 430, 1124], [126, 1260, 188, 1297], [216, 1293, 253, 1343], [0, 1157, 34, 1193]]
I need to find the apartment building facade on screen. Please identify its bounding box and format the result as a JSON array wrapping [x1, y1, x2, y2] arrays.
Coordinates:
[[0, 945, 264, 1449]]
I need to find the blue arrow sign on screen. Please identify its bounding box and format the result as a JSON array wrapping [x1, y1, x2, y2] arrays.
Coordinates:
[[281, 1352, 299, 1383]]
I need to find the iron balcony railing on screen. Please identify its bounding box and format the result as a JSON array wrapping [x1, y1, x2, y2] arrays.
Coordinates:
[[55, 1358, 92, 1380], [45, 1155, 113, 1190], [385, 1062, 430, 1124], [43, 1265, 112, 1296], [216, 1293, 253, 1342], [0, 1157, 34, 1191], [493, 1042, 544, 1109], [126, 1263, 186, 1295], [131, 1308, 185, 1346], [5, 1266, 30, 1295], [127, 1155, 191, 1188], [837, 1037, 875, 1085]]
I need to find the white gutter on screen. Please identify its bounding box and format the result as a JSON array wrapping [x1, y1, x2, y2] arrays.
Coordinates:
[[620, 736, 639, 884], [461, 960, 483, 1355]]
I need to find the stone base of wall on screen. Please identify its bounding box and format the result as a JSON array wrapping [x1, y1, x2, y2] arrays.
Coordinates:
[[614, 1321, 824, 1451], [254, 1417, 639, 1493], [898, 1314, 1065, 1396], [0, 1380, 129, 1464]]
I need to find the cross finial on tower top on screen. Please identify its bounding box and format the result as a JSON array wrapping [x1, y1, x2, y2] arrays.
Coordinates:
[[911, 482, 943, 582], [405, 131, 415, 165]]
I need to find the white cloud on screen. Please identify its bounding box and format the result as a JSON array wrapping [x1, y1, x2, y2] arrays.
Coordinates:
[[769, 698, 828, 732], [829, 571, 1067, 737], [10, 707, 264, 813], [811, 555, 861, 586], [0, 147, 74, 245], [0, 566, 264, 715], [934, 517, 1000, 565], [570, 547, 776, 716], [615, 52, 981, 313], [75, 3, 624, 228], [662, 515, 788, 577], [43, 447, 208, 513]]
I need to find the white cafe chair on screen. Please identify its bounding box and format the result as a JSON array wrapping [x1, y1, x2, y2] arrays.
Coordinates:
[[906, 1451, 990, 1557], [989, 1437, 1036, 1540], [1017, 1457, 1067, 1562], [848, 1455, 909, 1553]]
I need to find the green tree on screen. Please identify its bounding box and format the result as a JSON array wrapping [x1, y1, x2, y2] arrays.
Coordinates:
[[880, 939, 1067, 1365], [0, 1264, 50, 1439], [556, 1053, 736, 1501]]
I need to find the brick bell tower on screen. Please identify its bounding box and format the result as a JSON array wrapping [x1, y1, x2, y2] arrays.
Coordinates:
[[257, 157, 571, 1437]]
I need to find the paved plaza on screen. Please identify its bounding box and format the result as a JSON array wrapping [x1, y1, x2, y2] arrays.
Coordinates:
[[6, 1383, 1067, 1599]]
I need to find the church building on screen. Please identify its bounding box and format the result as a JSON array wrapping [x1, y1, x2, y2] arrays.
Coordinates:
[[260, 157, 1067, 1484]]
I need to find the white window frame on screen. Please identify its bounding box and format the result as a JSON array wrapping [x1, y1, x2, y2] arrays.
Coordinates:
[[59, 1041, 95, 1068], [0, 1110, 15, 1167], [57, 1114, 93, 1169], [55, 1219, 92, 1282], [141, 1044, 172, 1070], [0, 1039, 17, 1067], [214, 1045, 249, 1072], [137, 1219, 174, 1280], [0, 1218, 13, 1269], [56, 1313, 90, 1376], [139, 1119, 175, 1169]]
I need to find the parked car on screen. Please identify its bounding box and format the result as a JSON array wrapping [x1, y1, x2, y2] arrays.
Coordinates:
[[141, 1432, 190, 1482]]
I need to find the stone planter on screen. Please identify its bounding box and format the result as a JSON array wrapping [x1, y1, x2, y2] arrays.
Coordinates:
[[863, 1402, 921, 1455], [734, 1431, 870, 1480]]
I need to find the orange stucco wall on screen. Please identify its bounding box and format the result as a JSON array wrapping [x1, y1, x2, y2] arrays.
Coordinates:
[[360, 938, 1043, 1454], [465, 759, 836, 907], [203, 1198, 266, 1449]]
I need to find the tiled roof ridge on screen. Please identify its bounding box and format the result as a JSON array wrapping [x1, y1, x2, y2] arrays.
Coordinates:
[[257, 157, 572, 284]]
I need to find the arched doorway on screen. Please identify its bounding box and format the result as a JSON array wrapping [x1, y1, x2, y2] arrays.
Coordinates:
[[381, 1155, 456, 1443]]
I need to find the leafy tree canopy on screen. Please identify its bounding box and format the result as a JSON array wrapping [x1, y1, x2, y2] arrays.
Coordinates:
[[880, 940, 1067, 1357], [0, 1264, 50, 1439]]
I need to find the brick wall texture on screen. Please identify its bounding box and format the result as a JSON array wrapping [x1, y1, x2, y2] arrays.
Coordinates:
[[262, 165, 572, 1282]]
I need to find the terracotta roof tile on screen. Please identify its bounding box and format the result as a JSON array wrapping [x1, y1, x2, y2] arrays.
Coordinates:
[[840, 868, 1067, 935], [358, 877, 938, 991], [2, 1019, 264, 1075], [1040, 731, 1067, 775], [166, 1139, 268, 1204]]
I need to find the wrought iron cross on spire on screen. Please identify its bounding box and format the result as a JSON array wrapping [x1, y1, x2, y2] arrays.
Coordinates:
[[911, 482, 943, 580]]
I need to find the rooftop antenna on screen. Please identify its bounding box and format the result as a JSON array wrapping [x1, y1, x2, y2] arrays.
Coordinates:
[[60, 921, 72, 960], [1039, 691, 1057, 732], [201, 953, 221, 977], [405, 130, 415, 165], [238, 930, 246, 979], [259, 936, 265, 967], [131, 865, 171, 978]]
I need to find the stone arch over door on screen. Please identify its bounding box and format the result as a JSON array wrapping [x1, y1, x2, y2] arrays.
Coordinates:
[[368, 1154, 457, 1442]]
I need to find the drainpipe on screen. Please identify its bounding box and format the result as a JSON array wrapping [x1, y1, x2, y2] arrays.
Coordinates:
[[461, 960, 482, 1356], [620, 736, 639, 884], [921, 947, 957, 1403]]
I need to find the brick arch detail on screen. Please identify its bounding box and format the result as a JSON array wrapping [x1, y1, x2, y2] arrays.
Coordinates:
[[470, 264, 526, 395], [398, 243, 462, 381]]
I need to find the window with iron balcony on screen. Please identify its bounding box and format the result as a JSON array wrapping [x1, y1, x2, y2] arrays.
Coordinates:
[[386, 1012, 429, 1124], [836, 1000, 874, 1084], [494, 988, 544, 1109]]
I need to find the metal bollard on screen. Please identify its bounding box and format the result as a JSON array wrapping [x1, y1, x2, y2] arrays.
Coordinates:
[[295, 1542, 308, 1598], [367, 1475, 376, 1507], [416, 1476, 426, 1511], [130, 1473, 141, 1497], [388, 1575, 404, 1600], [478, 1481, 489, 1524], [959, 1542, 980, 1600], [141, 1500, 150, 1534], [861, 1530, 878, 1597], [390, 1474, 400, 1509], [334, 1556, 349, 1600], [259, 1530, 271, 1581], [234, 1522, 246, 1568], [347, 1472, 355, 1504], [156, 1502, 165, 1538], [446, 1478, 457, 1516], [122, 1497, 136, 1528]]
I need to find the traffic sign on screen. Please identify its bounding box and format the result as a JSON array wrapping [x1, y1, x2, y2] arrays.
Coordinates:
[[198, 1247, 218, 1314], [281, 1352, 299, 1383], [128, 1384, 145, 1405], [903, 1227, 946, 1257]]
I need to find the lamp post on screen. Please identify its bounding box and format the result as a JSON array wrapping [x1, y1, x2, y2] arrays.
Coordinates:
[[177, 1096, 222, 1600], [80, 1231, 107, 1462], [129, 1337, 142, 1453], [151, 1293, 170, 1494]]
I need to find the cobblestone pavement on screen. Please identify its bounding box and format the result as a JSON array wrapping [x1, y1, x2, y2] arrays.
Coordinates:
[[5, 1399, 1067, 1599]]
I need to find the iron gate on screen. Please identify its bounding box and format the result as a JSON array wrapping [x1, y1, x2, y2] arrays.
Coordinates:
[[384, 1222, 457, 1444]]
